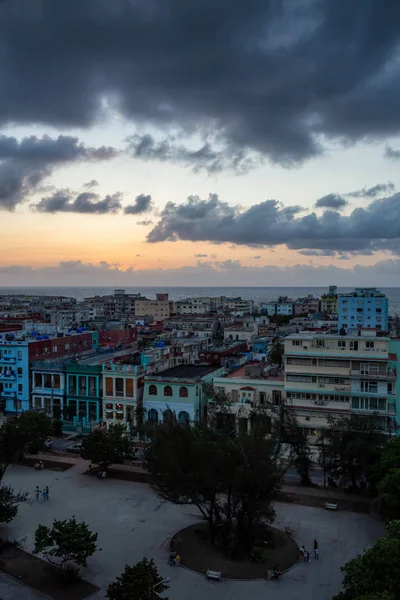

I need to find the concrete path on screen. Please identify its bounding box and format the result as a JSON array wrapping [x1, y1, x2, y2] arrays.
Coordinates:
[[2, 464, 384, 600]]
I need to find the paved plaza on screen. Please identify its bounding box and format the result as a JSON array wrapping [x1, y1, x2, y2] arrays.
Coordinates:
[[1, 464, 384, 600]]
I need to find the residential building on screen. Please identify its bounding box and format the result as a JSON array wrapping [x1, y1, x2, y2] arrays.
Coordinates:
[[0, 330, 98, 414], [211, 362, 284, 434], [102, 363, 145, 427], [252, 337, 270, 358], [142, 364, 224, 424], [172, 298, 212, 315], [224, 324, 256, 343], [321, 285, 339, 315], [294, 296, 320, 316], [135, 299, 171, 319], [338, 288, 389, 332], [283, 332, 397, 436], [31, 360, 66, 416], [65, 363, 102, 425], [262, 297, 293, 317], [224, 298, 254, 315], [198, 341, 248, 366]]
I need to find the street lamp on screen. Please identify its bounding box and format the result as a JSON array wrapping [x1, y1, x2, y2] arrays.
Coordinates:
[[153, 578, 170, 590]]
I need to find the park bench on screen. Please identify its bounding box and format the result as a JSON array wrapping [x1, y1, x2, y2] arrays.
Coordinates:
[[206, 569, 222, 581], [325, 502, 338, 510]]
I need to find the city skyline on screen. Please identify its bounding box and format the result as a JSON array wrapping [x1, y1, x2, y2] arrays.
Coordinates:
[[2, 2, 400, 285]]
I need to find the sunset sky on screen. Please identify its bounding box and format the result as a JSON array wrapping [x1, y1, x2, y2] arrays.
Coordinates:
[[1, 1, 400, 286]]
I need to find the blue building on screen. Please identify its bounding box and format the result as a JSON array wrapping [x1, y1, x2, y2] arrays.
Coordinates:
[[0, 338, 30, 413], [338, 288, 388, 332], [252, 337, 270, 356]]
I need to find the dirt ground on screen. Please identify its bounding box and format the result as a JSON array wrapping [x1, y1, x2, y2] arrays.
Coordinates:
[[171, 522, 299, 579], [0, 543, 99, 600]]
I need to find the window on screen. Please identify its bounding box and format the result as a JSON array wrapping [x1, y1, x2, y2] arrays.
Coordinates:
[[115, 378, 124, 397], [378, 398, 386, 411], [259, 392, 266, 405], [361, 380, 378, 393], [105, 377, 113, 396], [115, 403, 124, 420], [179, 386, 188, 398], [317, 340, 325, 347], [149, 384, 157, 396], [17, 367, 22, 375], [148, 408, 158, 422], [163, 409, 173, 423], [44, 373, 52, 388], [34, 373, 42, 387], [18, 383, 22, 392], [52, 345, 57, 353], [164, 385, 172, 397], [65, 343, 70, 350], [17, 350, 22, 359], [337, 340, 346, 349], [292, 340, 301, 346], [366, 341, 375, 349], [287, 375, 312, 382], [272, 390, 282, 405], [34, 397, 42, 409], [349, 341, 358, 351], [53, 374, 61, 389], [126, 379, 134, 398]]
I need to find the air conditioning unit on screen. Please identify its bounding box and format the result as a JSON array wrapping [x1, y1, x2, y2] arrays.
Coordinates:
[[305, 416, 310, 421]]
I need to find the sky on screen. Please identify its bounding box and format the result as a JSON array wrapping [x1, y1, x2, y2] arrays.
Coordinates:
[[2, 0, 400, 286]]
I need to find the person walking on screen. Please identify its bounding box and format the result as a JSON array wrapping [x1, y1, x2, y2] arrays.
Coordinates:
[[42, 488, 47, 503], [314, 539, 319, 560], [35, 486, 40, 501], [45, 486, 49, 501]]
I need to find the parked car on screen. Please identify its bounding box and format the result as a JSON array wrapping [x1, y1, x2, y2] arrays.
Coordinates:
[[67, 443, 82, 454]]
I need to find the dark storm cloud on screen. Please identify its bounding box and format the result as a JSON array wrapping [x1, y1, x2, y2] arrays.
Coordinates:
[[315, 194, 348, 210], [83, 179, 99, 188], [127, 134, 256, 174], [136, 220, 153, 226], [346, 182, 395, 198], [147, 192, 400, 254], [1, 1, 400, 164], [33, 190, 122, 214], [124, 193, 153, 215], [0, 134, 117, 210], [385, 146, 400, 160]]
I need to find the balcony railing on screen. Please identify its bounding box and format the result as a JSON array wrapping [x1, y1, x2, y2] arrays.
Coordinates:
[[351, 370, 396, 379]]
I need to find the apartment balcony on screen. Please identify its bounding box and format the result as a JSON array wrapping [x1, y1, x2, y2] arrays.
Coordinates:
[[351, 369, 396, 379], [0, 356, 16, 363], [0, 371, 16, 380]]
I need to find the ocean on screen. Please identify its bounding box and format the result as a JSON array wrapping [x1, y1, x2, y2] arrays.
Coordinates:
[[1, 286, 400, 316]]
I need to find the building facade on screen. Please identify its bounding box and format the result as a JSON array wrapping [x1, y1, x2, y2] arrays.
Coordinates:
[[31, 360, 66, 416], [283, 332, 397, 436], [65, 364, 102, 424], [0, 339, 29, 413], [134, 299, 171, 319], [338, 288, 389, 332], [102, 363, 144, 427], [142, 364, 223, 425]]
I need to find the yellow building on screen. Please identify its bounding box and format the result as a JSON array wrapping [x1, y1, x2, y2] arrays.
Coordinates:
[[320, 295, 338, 315], [134, 299, 171, 319]]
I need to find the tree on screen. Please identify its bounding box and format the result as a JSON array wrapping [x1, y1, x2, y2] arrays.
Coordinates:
[[146, 421, 284, 553], [276, 403, 312, 485], [333, 520, 400, 600], [0, 485, 28, 525], [320, 414, 385, 489], [106, 557, 168, 600], [267, 338, 284, 367], [0, 411, 52, 481], [377, 469, 400, 522], [33, 516, 99, 574], [80, 423, 132, 471]]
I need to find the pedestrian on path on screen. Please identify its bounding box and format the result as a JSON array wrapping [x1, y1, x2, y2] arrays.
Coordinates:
[[35, 486, 40, 501], [45, 485, 49, 501], [42, 488, 47, 503], [314, 539, 319, 560]]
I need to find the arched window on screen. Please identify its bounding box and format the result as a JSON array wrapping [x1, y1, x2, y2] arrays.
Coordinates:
[[163, 409, 173, 423], [179, 386, 188, 398], [164, 385, 172, 397], [178, 411, 189, 424], [148, 408, 158, 422], [149, 384, 157, 396]]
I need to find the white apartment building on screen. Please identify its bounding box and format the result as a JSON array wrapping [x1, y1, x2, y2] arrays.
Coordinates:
[[283, 332, 397, 436], [224, 298, 254, 315], [173, 298, 212, 315], [134, 299, 171, 319]]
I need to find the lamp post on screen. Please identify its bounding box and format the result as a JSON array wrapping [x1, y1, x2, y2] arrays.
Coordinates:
[[150, 577, 170, 599]]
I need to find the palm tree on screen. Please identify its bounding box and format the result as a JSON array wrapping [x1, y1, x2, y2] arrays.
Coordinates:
[[267, 338, 284, 367]]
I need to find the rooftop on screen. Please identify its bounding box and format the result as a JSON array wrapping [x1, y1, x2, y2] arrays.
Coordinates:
[[147, 364, 219, 379], [226, 364, 284, 381], [285, 333, 390, 341]]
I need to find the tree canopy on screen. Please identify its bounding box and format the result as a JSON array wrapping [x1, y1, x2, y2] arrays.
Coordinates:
[[0, 411, 52, 481], [0, 485, 28, 526], [333, 521, 400, 600], [80, 423, 132, 471], [146, 421, 283, 554], [33, 516, 99, 574], [106, 557, 169, 600], [377, 469, 400, 522], [320, 414, 385, 489], [267, 338, 284, 367]]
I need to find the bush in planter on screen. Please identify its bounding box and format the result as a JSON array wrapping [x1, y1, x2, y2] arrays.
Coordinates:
[[249, 546, 265, 563]]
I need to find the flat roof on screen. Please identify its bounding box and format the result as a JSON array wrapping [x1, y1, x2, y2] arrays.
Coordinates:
[[285, 333, 390, 341], [150, 364, 219, 379], [226, 365, 284, 381]]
